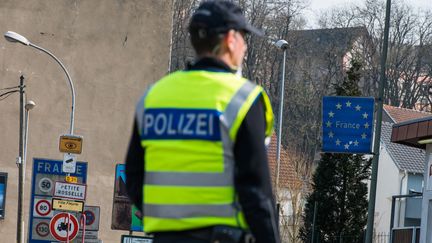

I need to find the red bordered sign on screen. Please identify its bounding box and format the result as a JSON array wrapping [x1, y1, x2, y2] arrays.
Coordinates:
[[35, 222, 50, 237], [49, 212, 79, 241], [33, 198, 52, 217]]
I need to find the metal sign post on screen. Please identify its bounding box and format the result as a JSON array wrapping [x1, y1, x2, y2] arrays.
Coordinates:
[[365, 0, 392, 241], [80, 213, 86, 243]]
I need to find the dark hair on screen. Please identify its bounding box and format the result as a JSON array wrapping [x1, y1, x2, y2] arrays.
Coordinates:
[[189, 28, 225, 55]]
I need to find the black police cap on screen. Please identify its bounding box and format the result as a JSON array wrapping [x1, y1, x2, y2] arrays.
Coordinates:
[[189, 0, 264, 38]]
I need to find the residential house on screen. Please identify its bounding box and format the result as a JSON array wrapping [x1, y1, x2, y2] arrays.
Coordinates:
[[374, 105, 432, 234], [267, 134, 306, 243]]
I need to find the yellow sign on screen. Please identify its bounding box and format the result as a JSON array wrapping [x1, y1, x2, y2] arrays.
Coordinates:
[[59, 135, 83, 154], [65, 176, 78, 183], [52, 198, 84, 212]]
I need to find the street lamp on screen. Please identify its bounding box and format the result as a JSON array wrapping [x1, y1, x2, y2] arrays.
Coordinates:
[[4, 31, 77, 243], [23, 100, 36, 176], [270, 39, 288, 194], [4, 31, 76, 135]]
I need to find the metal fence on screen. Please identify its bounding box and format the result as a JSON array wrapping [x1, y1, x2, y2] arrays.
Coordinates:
[[373, 232, 390, 243]]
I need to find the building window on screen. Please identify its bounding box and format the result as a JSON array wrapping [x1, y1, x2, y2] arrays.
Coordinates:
[[0, 173, 7, 219]]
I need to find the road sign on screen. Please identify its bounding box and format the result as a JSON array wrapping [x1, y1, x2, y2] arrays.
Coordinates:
[[63, 153, 77, 173], [29, 158, 87, 243], [34, 198, 52, 217], [83, 206, 100, 231], [52, 198, 84, 212], [322, 96, 374, 154], [77, 230, 98, 239], [50, 212, 79, 242], [59, 134, 83, 154], [54, 181, 86, 200], [38, 177, 53, 193], [35, 222, 50, 237], [121, 235, 153, 243], [66, 175, 78, 183]]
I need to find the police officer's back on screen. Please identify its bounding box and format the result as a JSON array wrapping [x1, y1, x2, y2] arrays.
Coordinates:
[[125, 1, 280, 242]]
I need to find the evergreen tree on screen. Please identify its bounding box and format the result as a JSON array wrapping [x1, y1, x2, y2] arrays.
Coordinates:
[[300, 60, 371, 243]]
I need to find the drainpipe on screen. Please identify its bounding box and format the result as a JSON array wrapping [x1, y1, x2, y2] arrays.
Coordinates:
[[397, 170, 408, 227]]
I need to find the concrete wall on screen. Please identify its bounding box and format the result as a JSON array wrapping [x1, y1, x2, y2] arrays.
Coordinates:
[[0, 0, 172, 242]]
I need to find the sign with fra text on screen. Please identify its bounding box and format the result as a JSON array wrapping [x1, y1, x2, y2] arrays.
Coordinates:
[[322, 96, 374, 154]]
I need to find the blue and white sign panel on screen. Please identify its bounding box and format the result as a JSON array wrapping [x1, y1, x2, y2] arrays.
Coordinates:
[[322, 96, 374, 154], [29, 158, 87, 243]]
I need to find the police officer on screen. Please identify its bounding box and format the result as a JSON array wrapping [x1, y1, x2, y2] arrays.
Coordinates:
[[126, 1, 280, 242]]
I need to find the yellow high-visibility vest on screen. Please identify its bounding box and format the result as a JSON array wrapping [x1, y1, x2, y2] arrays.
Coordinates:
[[136, 70, 274, 233]]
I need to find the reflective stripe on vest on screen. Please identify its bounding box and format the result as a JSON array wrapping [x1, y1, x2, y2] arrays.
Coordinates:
[[144, 204, 236, 219]]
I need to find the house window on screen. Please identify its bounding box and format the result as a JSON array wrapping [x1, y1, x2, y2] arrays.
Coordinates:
[[0, 173, 7, 219]]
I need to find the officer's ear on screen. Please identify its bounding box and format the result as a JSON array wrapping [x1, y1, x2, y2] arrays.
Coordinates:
[[223, 30, 237, 54]]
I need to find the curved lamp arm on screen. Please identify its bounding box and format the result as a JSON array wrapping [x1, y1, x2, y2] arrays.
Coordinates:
[[29, 43, 76, 135]]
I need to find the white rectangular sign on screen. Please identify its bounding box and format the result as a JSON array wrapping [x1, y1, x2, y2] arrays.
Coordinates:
[[54, 181, 86, 200], [63, 153, 77, 173]]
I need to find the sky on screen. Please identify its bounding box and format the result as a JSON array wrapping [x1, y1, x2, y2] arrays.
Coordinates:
[[304, 0, 432, 28]]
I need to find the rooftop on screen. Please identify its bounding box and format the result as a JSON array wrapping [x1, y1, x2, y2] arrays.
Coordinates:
[[267, 134, 303, 190], [384, 105, 432, 123], [382, 121, 425, 174]]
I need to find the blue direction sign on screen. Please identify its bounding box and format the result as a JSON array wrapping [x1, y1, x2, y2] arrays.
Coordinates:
[[322, 96, 374, 154], [29, 158, 87, 243]]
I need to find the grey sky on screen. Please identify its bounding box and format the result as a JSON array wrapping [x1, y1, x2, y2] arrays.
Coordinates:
[[304, 0, 432, 28]]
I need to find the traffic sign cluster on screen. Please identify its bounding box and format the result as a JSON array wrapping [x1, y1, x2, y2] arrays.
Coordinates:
[[29, 158, 101, 243]]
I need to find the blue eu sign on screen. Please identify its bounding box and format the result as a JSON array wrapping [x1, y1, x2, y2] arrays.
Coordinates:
[[322, 96, 374, 154]]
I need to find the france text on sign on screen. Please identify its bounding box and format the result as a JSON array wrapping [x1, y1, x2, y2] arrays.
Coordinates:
[[52, 198, 84, 212], [54, 181, 86, 200], [59, 135, 83, 154], [322, 96, 374, 154]]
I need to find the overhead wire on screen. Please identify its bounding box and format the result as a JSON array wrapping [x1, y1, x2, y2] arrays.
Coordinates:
[[0, 89, 20, 101], [0, 85, 21, 91]]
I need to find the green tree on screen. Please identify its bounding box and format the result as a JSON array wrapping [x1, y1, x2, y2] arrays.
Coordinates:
[[300, 60, 371, 243]]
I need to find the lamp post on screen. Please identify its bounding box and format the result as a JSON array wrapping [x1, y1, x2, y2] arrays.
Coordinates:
[[24, 100, 36, 177], [365, 0, 392, 242], [4, 31, 76, 243], [16, 75, 25, 243], [271, 39, 288, 195], [4, 31, 76, 135]]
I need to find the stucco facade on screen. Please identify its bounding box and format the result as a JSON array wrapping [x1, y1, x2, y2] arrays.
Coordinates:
[[0, 0, 172, 242]]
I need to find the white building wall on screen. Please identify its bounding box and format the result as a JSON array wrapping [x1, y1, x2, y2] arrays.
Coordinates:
[[374, 143, 404, 234]]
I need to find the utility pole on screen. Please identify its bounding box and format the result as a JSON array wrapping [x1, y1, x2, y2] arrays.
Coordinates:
[[311, 201, 318, 243], [365, 0, 392, 242], [17, 75, 25, 243]]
